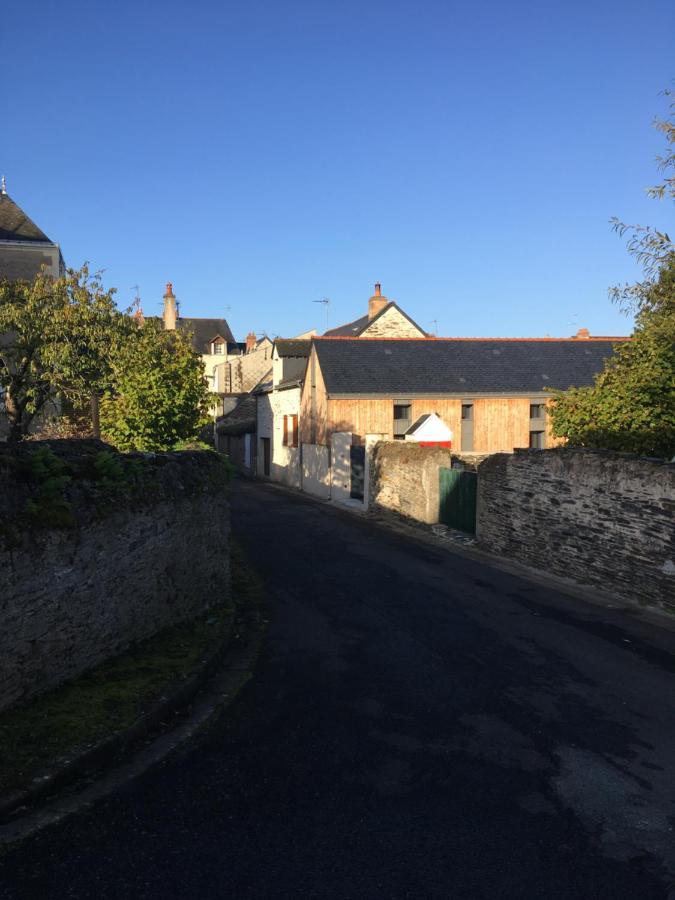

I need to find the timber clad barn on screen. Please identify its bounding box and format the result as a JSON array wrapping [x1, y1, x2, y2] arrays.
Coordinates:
[[300, 336, 628, 453]]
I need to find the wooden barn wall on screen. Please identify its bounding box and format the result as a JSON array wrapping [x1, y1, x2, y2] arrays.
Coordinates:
[[299, 350, 329, 446], [472, 398, 531, 452], [322, 396, 555, 452]]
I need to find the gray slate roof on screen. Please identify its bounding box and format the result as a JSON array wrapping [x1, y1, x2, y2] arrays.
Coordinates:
[[0, 193, 53, 243], [178, 317, 235, 350], [324, 302, 427, 337], [314, 338, 626, 394], [216, 395, 256, 436], [274, 339, 312, 357]]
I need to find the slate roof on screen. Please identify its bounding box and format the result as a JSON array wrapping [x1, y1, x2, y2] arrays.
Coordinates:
[[324, 302, 427, 337], [313, 338, 627, 395], [324, 313, 370, 337], [216, 394, 256, 436], [177, 317, 236, 351], [0, 193, 53, 243], [274, 339, 312, 357]]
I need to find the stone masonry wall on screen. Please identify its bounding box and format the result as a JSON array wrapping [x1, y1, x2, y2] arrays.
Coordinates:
[[0, 443, 231, 712], [369, 441, 455, 523], [477, 449, 675, 612], [362, 306, 424, 337]]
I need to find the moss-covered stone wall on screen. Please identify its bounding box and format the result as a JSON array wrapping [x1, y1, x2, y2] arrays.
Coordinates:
[[0, 441, 231, 712]]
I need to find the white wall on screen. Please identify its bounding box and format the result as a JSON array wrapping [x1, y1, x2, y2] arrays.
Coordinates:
[[331, 432, 352, 502], [255, 387, 302, 488], [301, 443, 330, 498]]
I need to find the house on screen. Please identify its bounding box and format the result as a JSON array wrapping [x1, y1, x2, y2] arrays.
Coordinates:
[[159, 282, 240, 393], [324, 283, 427, 338], [299, 333, 629, 458], [214, 333, 274, 394], [215, 394, 257, 471], [255, 338, 312, 487], [0, 180, 65, 281]]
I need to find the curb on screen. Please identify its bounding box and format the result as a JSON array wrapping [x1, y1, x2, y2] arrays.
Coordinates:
[[0, 604, 264, 844]]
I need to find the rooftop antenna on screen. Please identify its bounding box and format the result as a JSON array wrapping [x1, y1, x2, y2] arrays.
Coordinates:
[[429, 319, 439, 336], [0, 176, 6, 195], [313, 297, 330, 332]]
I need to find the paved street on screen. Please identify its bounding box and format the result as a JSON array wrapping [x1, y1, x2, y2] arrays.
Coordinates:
[[2, 479, 675, 899]]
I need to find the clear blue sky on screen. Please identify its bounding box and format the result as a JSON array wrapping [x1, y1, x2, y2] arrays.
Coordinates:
[[3, 1, 673, 340]]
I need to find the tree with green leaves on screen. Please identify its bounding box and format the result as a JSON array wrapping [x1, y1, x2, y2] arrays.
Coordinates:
[[100, 319, 215, 452], [0, 266, 128, 443], [550, 91, 675, 458]]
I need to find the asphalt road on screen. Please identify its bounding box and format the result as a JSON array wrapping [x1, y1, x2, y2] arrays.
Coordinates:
[[2, 479, 675, 899]]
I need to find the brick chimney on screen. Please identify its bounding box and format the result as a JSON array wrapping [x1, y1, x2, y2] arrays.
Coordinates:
[[163, 283, 177, 330], [246, 331, 257, 353], [573, 327, 590, 340], [368, 282, 389, 320]]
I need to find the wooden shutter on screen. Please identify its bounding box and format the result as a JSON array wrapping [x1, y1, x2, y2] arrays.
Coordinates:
[[283, 415, 288, 446], [292, 415, 298, 448]]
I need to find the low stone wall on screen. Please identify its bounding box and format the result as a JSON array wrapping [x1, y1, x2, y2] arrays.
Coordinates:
[[0, 441, 231, 712], [477, 448, 675, 612], [369, 442, 457, 523]]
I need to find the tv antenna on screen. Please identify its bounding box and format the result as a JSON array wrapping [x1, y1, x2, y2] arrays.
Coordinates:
[[429, 319, 439, 336], [130, 284, 142, 312], [313, 297, 330, 332]]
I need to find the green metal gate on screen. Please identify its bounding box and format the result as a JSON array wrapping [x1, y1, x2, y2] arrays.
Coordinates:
[[439, 468, 477, 534]]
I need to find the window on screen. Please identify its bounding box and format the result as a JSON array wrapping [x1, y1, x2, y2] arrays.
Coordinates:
[[461, 403, 474, 451], [393, 402, 412, 439], [283, 414, 298, 448], [529, 430, 545, 449], [530, 403, 544, 419], [212, 339, 224, 355]]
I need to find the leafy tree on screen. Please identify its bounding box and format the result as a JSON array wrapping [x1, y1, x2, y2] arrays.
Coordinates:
[[0, 266, 127, 443], [550, 92, 675, 458], [100, 319, 214, 452], [549, 256, 675, 457]]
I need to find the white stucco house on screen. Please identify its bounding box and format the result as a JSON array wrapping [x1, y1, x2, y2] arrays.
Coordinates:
[[255, 339, 311, 488]]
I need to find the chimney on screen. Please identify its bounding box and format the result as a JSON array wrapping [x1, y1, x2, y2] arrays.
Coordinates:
[[163, 282, 177, 330], [246, 331, 257, 353], [368, 282, 388, 320], [573, 327, 590, 340]]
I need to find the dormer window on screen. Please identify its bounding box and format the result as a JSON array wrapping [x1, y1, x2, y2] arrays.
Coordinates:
[[211, 337, 225, 355]]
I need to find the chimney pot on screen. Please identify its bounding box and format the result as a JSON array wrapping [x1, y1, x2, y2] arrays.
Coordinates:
[[246, 331, 257, 353], [374, 282, 381, 296], [575, 327, 590, 339]]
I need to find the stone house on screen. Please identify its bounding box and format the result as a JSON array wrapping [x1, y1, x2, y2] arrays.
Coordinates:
[[324, 282, 427, 339], [0, 181, 64, 281], [0, 184, 65, 439]]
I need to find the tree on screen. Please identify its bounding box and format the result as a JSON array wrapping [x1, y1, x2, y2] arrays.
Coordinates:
[[549, 256, 675, 457], [550, 92, 675, 458], [0, 266, 127, 443], [99, 319, 214, 452]]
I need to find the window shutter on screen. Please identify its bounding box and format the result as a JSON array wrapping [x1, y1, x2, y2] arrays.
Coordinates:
[[292, 415, 298, 448], [283, 416, 288, 446]]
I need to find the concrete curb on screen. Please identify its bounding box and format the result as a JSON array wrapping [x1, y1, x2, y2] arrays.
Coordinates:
[[0, 604, 264, 844]]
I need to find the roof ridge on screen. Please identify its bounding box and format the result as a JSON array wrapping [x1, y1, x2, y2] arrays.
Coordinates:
[[314, 336, 631, 342]]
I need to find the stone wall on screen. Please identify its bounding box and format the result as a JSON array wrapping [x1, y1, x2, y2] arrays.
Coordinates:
[[477, 449, 675, 612], [362, 306, 424, 337], [369, 441, 456, 523], [0, 442, 231, 712]]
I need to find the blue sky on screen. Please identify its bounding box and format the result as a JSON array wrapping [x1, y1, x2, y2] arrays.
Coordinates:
[[3, 1, 673, 340]]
